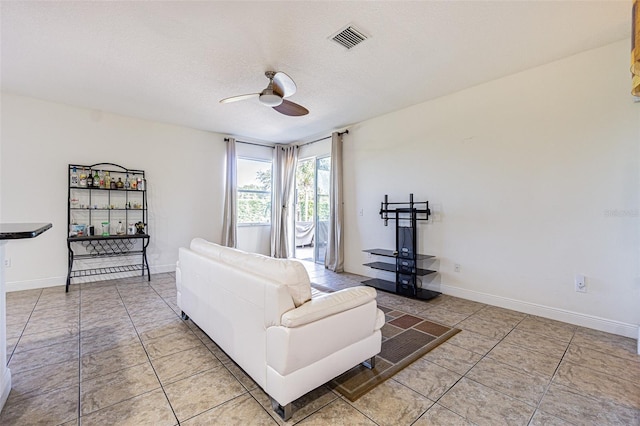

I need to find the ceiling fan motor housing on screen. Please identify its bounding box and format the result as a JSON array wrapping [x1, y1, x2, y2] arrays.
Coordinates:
[[220, 70, 307, 116], [259, 84, 283, 106]]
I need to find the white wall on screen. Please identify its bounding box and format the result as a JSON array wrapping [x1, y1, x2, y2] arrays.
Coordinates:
[[1, 93, 226, 290], [344, 40, 640, 337], [299, 138, 331, 160]]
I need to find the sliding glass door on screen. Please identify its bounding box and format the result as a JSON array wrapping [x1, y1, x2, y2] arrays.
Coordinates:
[[294, 156, 330, 264], [315, 157, 330, 264], [294, 159, 315, 261]]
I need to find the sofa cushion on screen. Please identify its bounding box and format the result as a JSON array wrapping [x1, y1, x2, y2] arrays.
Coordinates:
[[190, 238, 312, 307], [281, 287, 377, 328]]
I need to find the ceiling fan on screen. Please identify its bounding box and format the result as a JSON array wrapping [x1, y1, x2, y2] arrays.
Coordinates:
[[220, 71, 309, 116]]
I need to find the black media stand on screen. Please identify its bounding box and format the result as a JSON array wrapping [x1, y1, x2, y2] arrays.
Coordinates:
[[362, 194, 440, 301]]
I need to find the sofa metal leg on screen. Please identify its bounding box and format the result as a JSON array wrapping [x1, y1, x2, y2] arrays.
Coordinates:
[[180, 311, 189, 321], [270, 398, 292, 421], [362, 356, 376, 369]]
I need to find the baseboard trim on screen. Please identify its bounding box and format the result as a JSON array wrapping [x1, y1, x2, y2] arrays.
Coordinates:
[[150, 264, 176, 275], [6, 276, 65, 292], [0, 367, 11, 414], [424, 283, 639, 340], [6, 264, 176, 292]]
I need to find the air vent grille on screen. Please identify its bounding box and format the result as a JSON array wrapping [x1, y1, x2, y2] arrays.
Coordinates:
[[331, 25, 368, 50]]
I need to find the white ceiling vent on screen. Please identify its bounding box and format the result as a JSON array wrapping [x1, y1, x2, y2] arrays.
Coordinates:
[[330, 25, 368, 50]]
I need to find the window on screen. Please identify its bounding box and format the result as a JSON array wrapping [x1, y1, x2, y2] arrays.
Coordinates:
[[237, 158, 272, 225]]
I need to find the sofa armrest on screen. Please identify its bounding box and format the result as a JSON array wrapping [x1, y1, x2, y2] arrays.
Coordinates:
[[281, 287, 377, 328]]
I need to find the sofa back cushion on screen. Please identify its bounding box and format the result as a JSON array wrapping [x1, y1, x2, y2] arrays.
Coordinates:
[[190, 238, 311, 307]]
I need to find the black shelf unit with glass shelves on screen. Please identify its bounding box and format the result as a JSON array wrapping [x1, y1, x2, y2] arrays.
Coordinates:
[[362, 194, 440, 301], [66, 163, 150, 292]]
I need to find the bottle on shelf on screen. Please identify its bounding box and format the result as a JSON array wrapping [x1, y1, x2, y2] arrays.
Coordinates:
[[71, 167, 79, 187], [79, 168, 87, 187], [131, 176, 137, 190], [104, 171, 111, 189], [110, 176, 117, 189], [99, 170, 105, 188], [87, 169, 94, 187], [116, 221, 125, 235], [137, 177, 142, 190], [125, 173, 131, 190], [116, 177, 124, 189], [93, 170, 100, 187]]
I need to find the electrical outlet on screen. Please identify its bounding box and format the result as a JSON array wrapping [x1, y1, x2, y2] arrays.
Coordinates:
[[3, 258, 11, 268], [575, 274, 586, 293], [454, 263, 461, 273]]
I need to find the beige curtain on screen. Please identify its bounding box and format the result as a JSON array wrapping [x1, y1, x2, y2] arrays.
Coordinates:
[[271, 145, 298, 258], [632, 0, 639, 96], [325, 132, 344, 272], [221, 138, 237, 247]]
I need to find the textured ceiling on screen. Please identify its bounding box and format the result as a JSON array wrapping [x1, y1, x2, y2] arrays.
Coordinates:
[[0, 1, 632, 143]]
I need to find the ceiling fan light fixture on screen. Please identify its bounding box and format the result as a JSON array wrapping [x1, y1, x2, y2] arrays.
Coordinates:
[[259, 90, 283, 107]]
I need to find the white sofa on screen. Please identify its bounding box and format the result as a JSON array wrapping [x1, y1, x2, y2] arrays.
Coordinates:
[[176, 238, 384, 420]]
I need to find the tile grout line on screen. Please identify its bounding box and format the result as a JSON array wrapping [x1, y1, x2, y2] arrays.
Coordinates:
[[525, 326, 580, 426], [412, 301, 480, 422], [421, 311, 531, 423], [182, 317, 280, 424], [6, 288, 44, 365], [146, 274, 259, 420], [113, 278, 183, 425]]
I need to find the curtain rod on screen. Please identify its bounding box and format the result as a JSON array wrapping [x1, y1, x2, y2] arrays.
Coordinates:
[[223, 138, 275, 149], [224, 129, 349, 149], [297, 130, 349, 148]]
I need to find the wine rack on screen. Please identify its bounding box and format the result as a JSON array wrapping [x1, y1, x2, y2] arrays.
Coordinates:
[[66, 163, 150, 292]]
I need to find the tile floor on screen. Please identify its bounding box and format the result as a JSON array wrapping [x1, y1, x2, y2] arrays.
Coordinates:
[[1, 263, 639, 425]]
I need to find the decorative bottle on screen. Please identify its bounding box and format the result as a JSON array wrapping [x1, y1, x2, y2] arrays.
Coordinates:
[[105, 171, 111, 189], [86, 169, 93, 187], [116, 221, 125, 235], [93, 170, 100, 187], [116, 177, 124, 189], [71, 167, 79, 187], [79, 168, 87, 187]]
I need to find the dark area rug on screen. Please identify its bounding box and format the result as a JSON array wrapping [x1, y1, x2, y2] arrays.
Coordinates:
[[329, 304, 460, 401]]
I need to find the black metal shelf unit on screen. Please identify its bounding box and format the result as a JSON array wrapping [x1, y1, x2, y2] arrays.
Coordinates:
[[362, 193, 440, 301], [66, 163, 150, 292]]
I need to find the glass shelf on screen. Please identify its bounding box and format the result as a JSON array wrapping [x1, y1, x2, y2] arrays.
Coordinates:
[[70, 187, 145, 192], [68, 233, 149, 242], [363, 261, 436, 276], [70, 208, 144, 211], [364, 248, 434, 260]]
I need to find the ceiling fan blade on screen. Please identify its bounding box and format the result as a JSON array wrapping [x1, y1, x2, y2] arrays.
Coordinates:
[[273, 99, 308, 116], [272, 72, 297, 98], [219, 93, 259, 104]]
